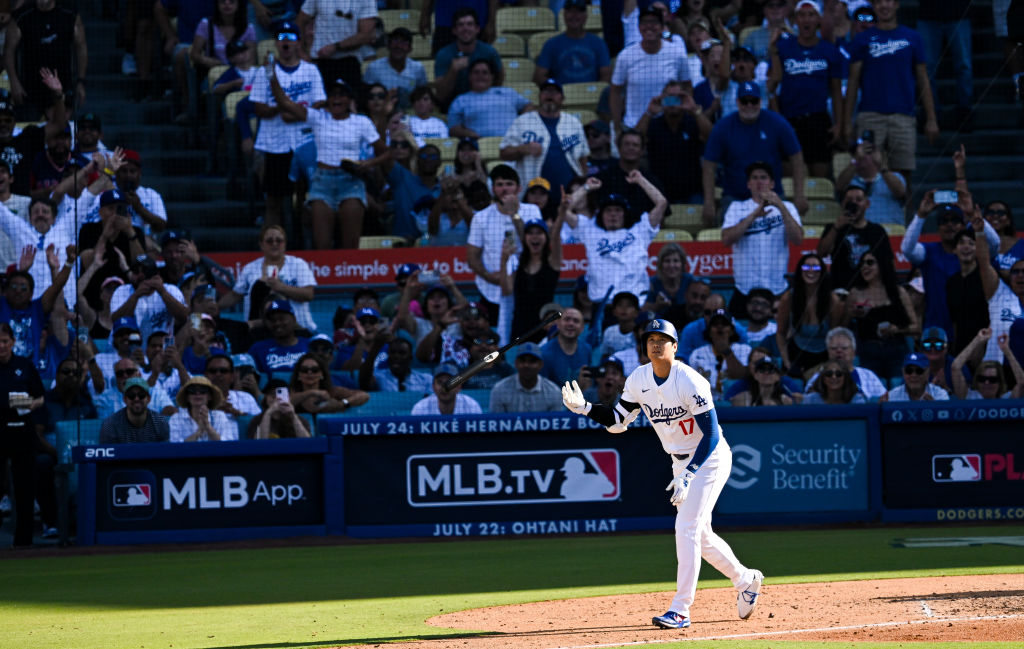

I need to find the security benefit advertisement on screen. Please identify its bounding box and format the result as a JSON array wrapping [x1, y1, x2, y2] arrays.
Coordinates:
[[716, 419, 870, 513], [341, 427, 674, 538], [883, 418, 1024, 515], [95, 456, 324, 532]]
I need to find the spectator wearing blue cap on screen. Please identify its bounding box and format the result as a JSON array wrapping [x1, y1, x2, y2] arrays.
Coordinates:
[[379, 263, 419, 318], [534, 0, 611, 86], [110, 254, 188, 346], [900, 190, 1000, 344], [248, 20, 326, 230], [489, 342, 561, 412], [77, 189, 147, 307], [297, 0, 378, 92], [500, 78, 589, 196], [411, 363, 483, 415], [880, 352, 949, 402], [247, 299, 311, 373], [702, 79, 807, 227]]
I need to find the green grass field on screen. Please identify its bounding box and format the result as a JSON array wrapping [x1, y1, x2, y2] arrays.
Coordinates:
[[1, 525, 1022, 649]]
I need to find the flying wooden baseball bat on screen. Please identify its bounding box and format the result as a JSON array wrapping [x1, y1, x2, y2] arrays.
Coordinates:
[[444, 310, 562, 391]]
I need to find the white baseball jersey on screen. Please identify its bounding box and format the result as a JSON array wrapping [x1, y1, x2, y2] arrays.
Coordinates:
[[985, 281, 1024, 362], [722, 198, 800, 295], [250, 61, 327, 153], [620, 360, 720, 458], [576, 211, 658, 302], [499, 111, 589, 192]]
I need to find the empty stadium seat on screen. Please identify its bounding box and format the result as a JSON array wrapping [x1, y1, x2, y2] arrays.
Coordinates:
[[477, 136, 503, 161], [562, 81, 606, 109], [503, 58, 536, 83], [207, 64, 230, 89], [696, 228, 722, 241], [881, 223, 906, 236], [505, 82, 538, 104], [527, 31, 559, 58], [410, 35, 432, 59], [378, 9, 420, 32], [803, 200, 841, 224], [585, 5, 603, 31], [564, 109, 597, 125], [420, 59, 434, 80], [654, 229, 694, 242], [493, 34, 526, 57], [223, 90, 249, 119], [359, 236, 398, 249], [782, 177, 836, 199], [496, 7, 556, 34], [802, 224, 824, 239], [663, 204, 705, 233]]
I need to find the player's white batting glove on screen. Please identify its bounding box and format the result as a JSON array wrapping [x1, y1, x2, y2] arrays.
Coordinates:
[[562, 380, 591, 415], [605, 408, 640, 434], [667, 471, 695, 505]]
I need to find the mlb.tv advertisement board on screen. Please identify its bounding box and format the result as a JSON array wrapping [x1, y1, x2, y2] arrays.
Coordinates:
[[879, 401, 1024, 523], [328, 409, 875, 538]]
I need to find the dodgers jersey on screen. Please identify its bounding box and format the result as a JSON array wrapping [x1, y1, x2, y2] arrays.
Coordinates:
[[620, 360, 720, 457]]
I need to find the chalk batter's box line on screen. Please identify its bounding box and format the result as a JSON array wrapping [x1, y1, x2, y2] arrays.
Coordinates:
[[542, 613, 1024, 649]]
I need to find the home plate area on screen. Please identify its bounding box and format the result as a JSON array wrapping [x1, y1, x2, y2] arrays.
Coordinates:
[[349, 574, 1024, 649]]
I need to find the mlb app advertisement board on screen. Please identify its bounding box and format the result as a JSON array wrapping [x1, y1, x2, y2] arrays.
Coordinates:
[[880, 401, 1024, 522]]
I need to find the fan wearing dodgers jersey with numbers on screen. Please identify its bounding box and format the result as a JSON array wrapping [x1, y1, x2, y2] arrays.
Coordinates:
[[561, 318, 764, 630]]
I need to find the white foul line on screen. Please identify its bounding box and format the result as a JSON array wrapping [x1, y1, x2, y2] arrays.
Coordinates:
[[919, 600, 934, 617], [541, 613, 1024, 649]]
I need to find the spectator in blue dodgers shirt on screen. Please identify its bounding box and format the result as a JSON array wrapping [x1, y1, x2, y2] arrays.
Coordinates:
[[169, 375, 238, 442], [804, 326, 887, 399], [499, 78, 589, 197], [359, 334, 432, 392], [701, 81, 808, 227], [269, 75, 390, 250], [688, 308, 752, 399], [411, 363, 483, 415], [540, 307, 592, 386], [247, 299, 311, 374], [768, 0, 845, 179], [880, 352, 950, 402], [970, 207, 1024, 364], [843, 0, 938, 186], [489, 341, 563, 413], [247, 21, 326, 230], [98, 377, 170, 444], [363, 28, 428, 110], [95, 358, 177, 418], [448, 59, 533, 139], [721, 161, 803, 319], [610, 5, 689, 132], [218, 225, 318, 332], [0, 258, 73, 367], [466, 164, 541, 330], [433, 8, 503, 108], [563, 172, 668, 306], [109, 254, 188, 345], [634, 80, 711, 205], [676, 291, 749, 362], [900, 190, 1000, 344], [533, 0, 612, 86]]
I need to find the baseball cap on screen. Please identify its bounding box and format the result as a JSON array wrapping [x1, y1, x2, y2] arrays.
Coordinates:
[[457, 137, 479, 151], [357, 306, 381, 320], [326, 78, 354, 97], [112, 316, 140, 335], [79, 112, 102, 130], [584, 119, 610, 135], [601, 357, 625, 373], [688, 17, 711, 33], [638, 5, 664, 22], [396, 263, 420, 279], [754, 355, 781, 371], [732, 46, 757, 62], [232, 353, 257, 369], [100, 189, 129, 207], [737, 81, 761, 99], [539, 77, 563, 94], [600, 193, 631, 213], [275, 21, 301, 40], [309, 333, 334, 348], [264, 299, 293, 316], [226, 38, 248, 57], [539, 302, 562, 321], [517, 342, 543, 360], [935, 203, 965, 221], [794, 0, 822, 14], [708, 308, 731, 325], [903, 352, 929, 369], [563, 0, 587, 9], [433, 362, 460, 379], [122, 149, 142, 166], [700, 37, 722, 52], [523, 218, 548, 233], [424, 283, 451, 300], [132, 254, 157, 270], [122, 377, 151, 395], [921, 327, 948, 343], [745, 160, 774, 179], [160, 228, 192, 247], [527, 177, 551, 192], [462, 301, 488, 320], [846, 0, 873, 19], [747, 287, 775, 304]]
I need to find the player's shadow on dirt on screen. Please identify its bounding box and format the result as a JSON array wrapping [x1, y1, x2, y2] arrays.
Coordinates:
[[880, 590, 1024, 602]]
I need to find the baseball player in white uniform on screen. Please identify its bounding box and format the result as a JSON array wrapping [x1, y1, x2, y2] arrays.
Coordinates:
[[562, 318, 763, 629]]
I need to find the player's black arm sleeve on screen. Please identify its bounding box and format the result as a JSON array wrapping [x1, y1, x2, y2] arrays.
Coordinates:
[[686, 409, 721, 473], [585, 399, 640, 427]]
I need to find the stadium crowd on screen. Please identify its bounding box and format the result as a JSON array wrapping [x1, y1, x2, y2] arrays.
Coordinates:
[[1, 0, 1024, 547]]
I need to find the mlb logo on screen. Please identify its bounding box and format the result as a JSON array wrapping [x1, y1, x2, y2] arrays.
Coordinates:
[[113, 483, 152, 506], [932, 454, 981, 482]]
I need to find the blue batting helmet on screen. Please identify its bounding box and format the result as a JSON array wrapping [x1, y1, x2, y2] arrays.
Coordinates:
[[641, 318, 678, 348]]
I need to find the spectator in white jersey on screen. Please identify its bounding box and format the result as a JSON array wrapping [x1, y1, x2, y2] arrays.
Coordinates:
[[270, 74, 389, 249]]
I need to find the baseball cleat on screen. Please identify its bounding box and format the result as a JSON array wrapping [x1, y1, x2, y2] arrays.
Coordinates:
[[738, 570, 764, 619], [652, 611, 690, 629]]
